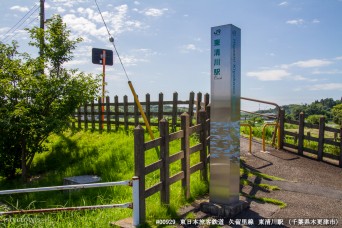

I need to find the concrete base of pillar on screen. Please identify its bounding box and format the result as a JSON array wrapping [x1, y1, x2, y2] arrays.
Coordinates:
[[200, 200, 250, 218]]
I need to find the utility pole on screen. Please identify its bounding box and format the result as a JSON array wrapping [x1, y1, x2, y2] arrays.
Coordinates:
[[39, 0, 45, 73]]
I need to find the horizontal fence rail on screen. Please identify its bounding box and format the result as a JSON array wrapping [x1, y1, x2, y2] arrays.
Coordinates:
[[72, 92, 210, 131], [280, 111, 342, 167], [0, 181, 131, 195], [134, 110, 210, 224], [0, 177, 141, 226]]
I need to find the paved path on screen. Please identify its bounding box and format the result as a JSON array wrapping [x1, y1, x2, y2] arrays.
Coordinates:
[[177, 138, 342, 227]]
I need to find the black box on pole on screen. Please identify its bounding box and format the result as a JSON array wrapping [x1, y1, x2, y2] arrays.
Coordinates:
[[92, 48, 113, 66]]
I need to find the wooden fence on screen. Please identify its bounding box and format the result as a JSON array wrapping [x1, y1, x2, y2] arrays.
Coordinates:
[[279, 110, 342, 167], [72, 92, 210, 131], [134, 110, 210, 223]]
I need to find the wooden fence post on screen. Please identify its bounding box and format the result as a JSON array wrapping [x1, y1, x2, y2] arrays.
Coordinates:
[[106, 96, 111, 131], [339, 126, 342, 168], [199, 110, 208, 182], [114, 96, 119, 131], [146, 93, 151, 125], [206, 104, 211, 120], [134, 95, 139, 126], [196, 92, 202, 124], [77, 106, 82, 129], [98, 97, 103, 131], [172, 92, 178, 131], [206, 104, 211, 154], [123, 95, 128, 131], [91, 100, 95, 130], [298, 112, 304, 155], [188, 92, 195, 126], [84, 103, 88, 130], [159, 119, 170, 205], [279, 109, 285, 149], [181, 113, 190, 199], [158, 93, 164, 124], [134, 125, 146, 224], [204, 93, 210, 110], [317, 117, 325, 161], [71, 119, 75, 129]]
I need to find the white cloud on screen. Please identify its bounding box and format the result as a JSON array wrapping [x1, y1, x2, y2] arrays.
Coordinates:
[[281, 59, 332, 69], [312, 69, 342, 75], [309, 83, 342, 91], [292, 59, 332, 68], [10, 6, 29, 12], [246, 69, 290, 81], [286, 19, 304, 25], [134, 1, 140, 5], [64, 59, 88, 67], [63, 14, 105, 39], [132, 48, 158, 57], [0, 27, 9, 34], [279, 2, 288, 6], [312, 19, 320, 24], [56, 7, 66, 13], [181, 44, 202, 53], [121, 55, 148, 66], [64, 5, 144, 40], [185, 44, 196, 50], [335, 56, 342, 60], [144, 8, 168, 17], [292, 75, 318, 82]]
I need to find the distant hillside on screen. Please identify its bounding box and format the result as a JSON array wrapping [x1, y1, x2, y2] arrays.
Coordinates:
[[256, 98, 341, 121]]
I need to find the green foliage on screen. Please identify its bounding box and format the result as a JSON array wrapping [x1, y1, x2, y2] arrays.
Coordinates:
[[0, 15, 100, 180], [0, 128, 207, 227], [306, 114, 326, 125], [282, 98, 341, 121], [331, 104, 342, 125]]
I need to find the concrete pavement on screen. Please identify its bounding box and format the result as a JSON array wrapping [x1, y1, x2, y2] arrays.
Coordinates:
[[177, 138, 342, 227]]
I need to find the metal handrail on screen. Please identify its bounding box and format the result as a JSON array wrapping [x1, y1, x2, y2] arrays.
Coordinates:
[[261, 123, 280, 152], [241, 97, 280, 112], [0, 176, 140, 226], [0, 181, 131, 195], [241, 97, 281, 147]]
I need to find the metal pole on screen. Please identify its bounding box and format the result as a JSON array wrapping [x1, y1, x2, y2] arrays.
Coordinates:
[[132, 176, 140, 226], [0, 203, 132, 216], [0, 181, 131, 195], [128, 82, 154, 139]]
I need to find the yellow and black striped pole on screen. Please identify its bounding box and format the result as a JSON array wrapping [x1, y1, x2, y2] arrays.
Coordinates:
[[128, 81, 154, 139]]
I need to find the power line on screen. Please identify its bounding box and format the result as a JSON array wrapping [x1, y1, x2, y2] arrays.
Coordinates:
[[94, 0, 130, 81], [2, 3, 39, 37], [7, 16, 39, 42], [1, 5, 40, 43]]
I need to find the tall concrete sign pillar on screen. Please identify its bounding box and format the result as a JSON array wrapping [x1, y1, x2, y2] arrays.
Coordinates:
[[210, 24, 241, 205]]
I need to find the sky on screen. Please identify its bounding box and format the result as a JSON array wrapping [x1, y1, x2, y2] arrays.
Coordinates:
[[1, 0, 342, 111]]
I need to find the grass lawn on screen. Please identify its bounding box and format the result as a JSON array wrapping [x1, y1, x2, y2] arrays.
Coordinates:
[[0, 126, 286, 227], [0, 127, 207, 227]]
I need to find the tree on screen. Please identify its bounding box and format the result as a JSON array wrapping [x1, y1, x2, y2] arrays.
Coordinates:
[[306, 115, 326, 125], [331, 104, 342, 125], [0, 15, 100, 181]]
